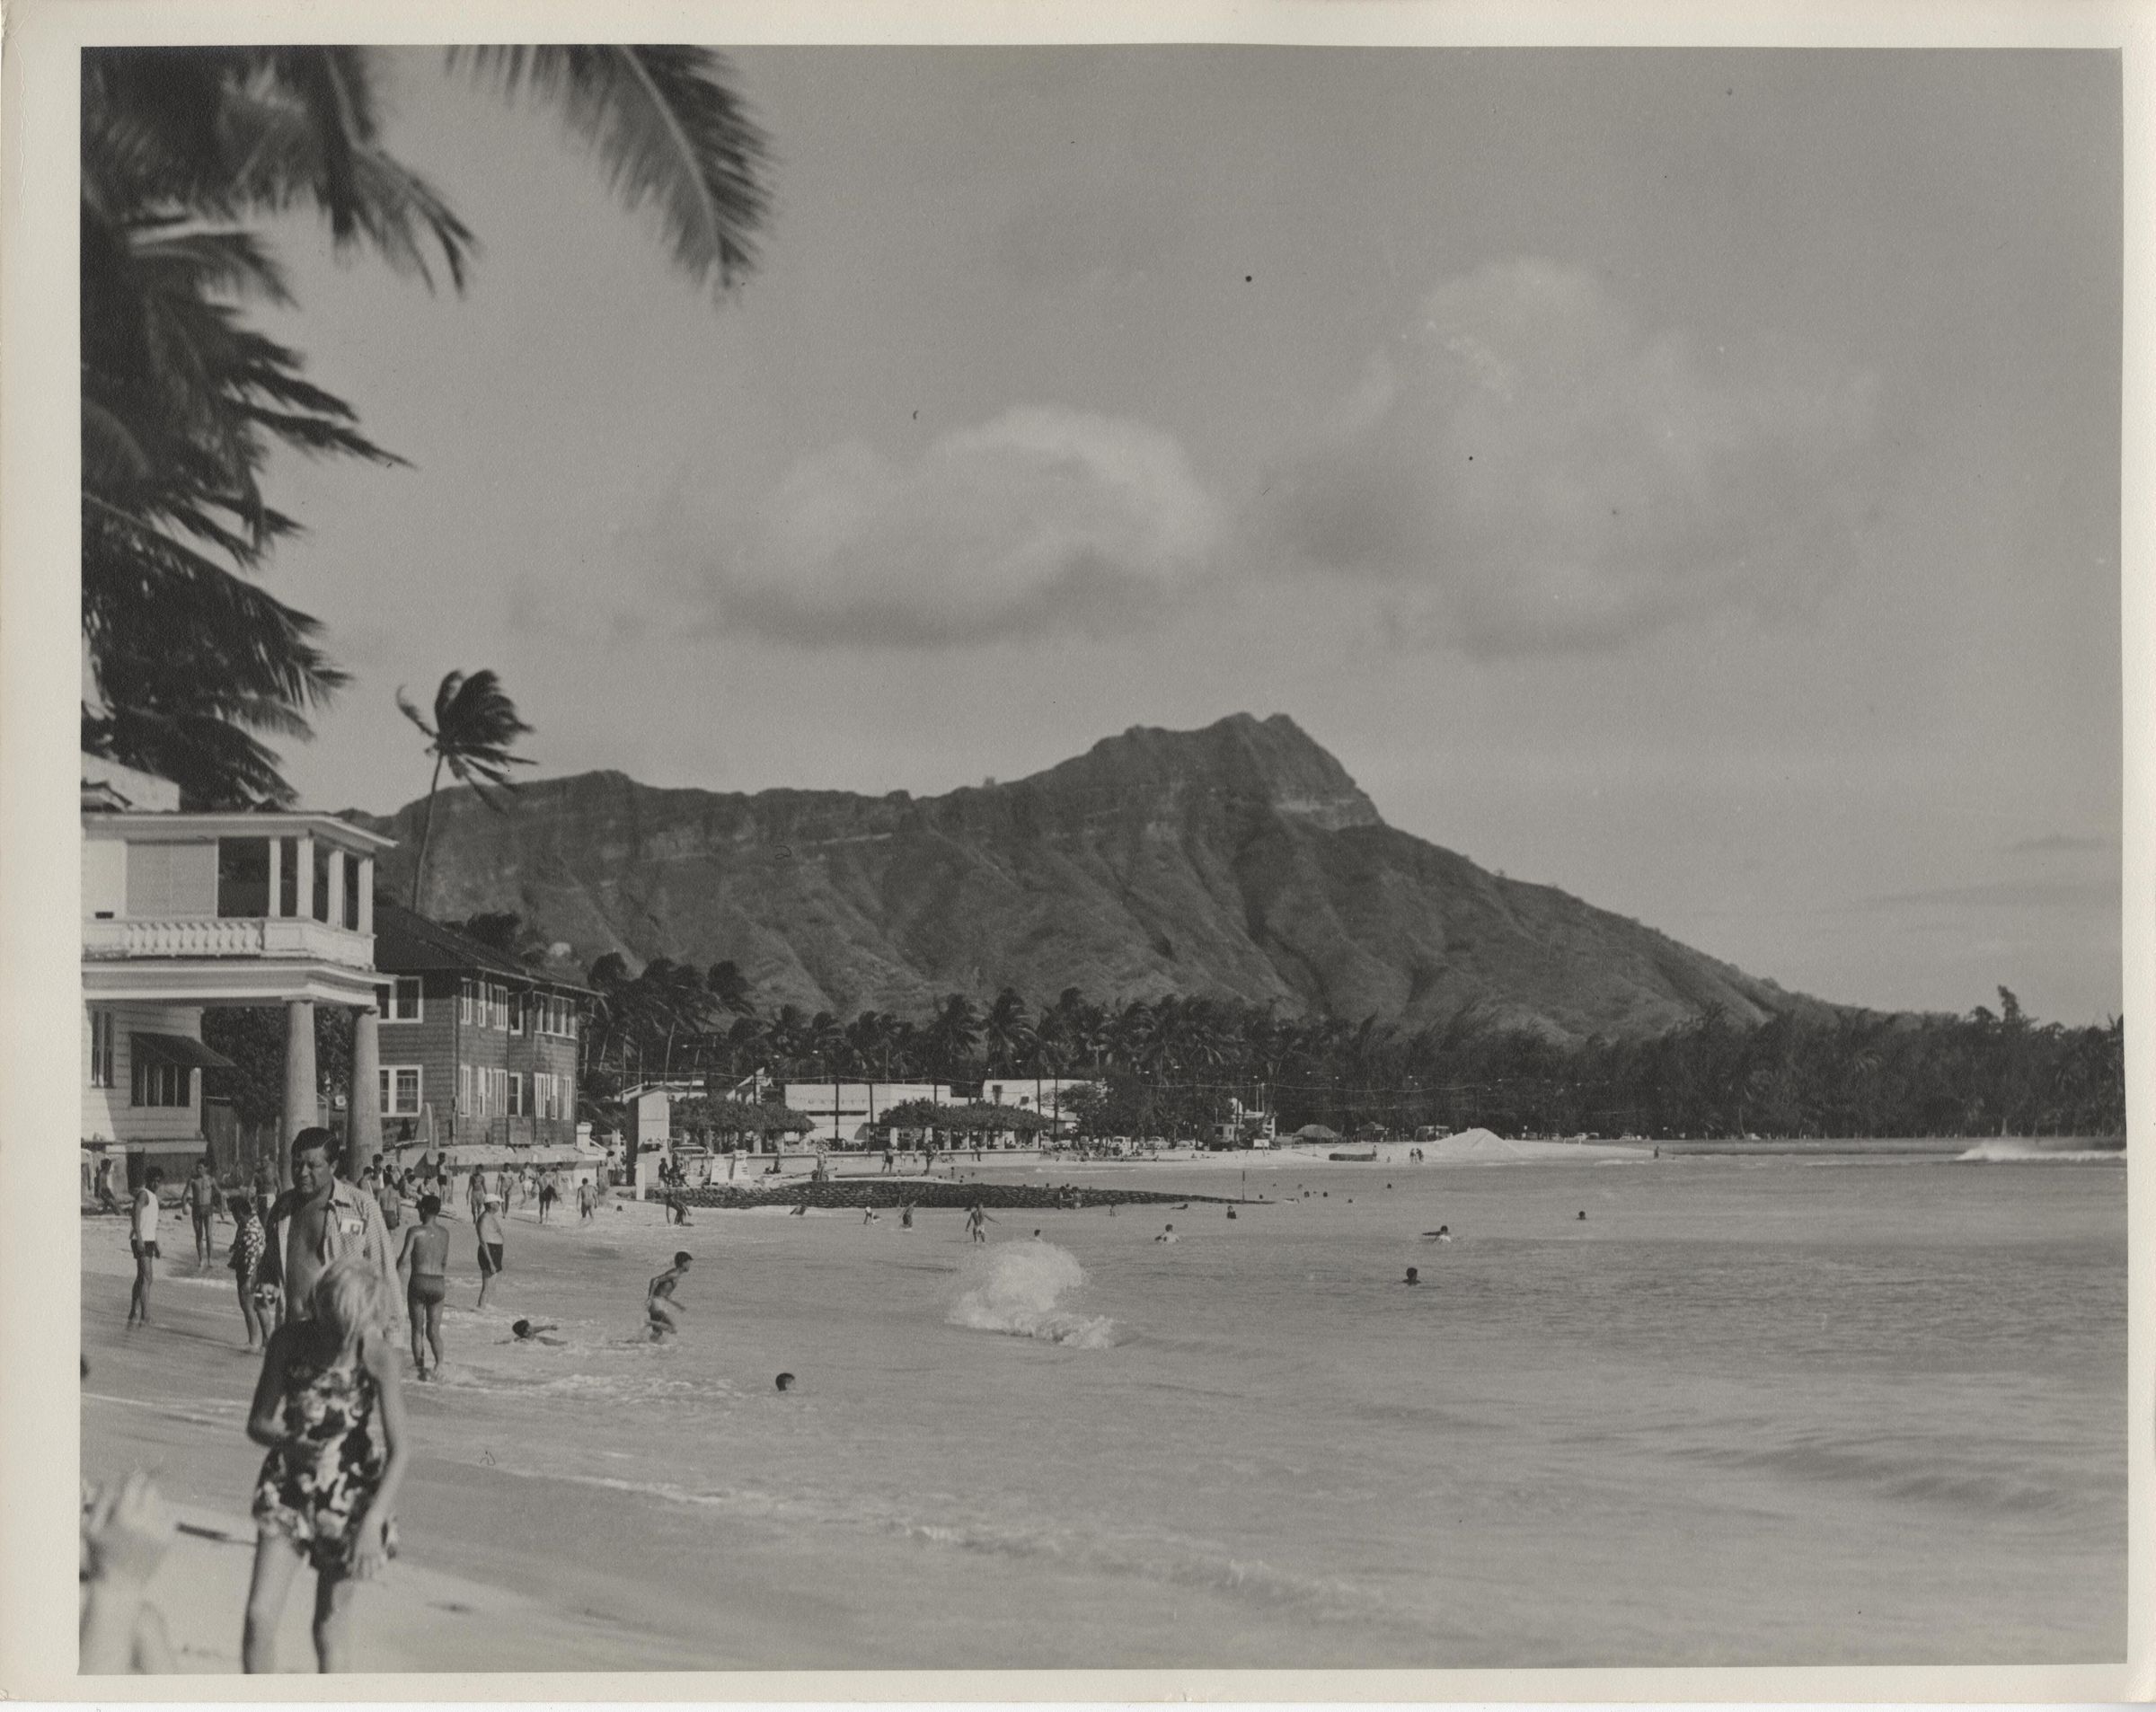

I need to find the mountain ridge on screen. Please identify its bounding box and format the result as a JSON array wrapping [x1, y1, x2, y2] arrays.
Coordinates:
[[353, 712, 1832, 1040]]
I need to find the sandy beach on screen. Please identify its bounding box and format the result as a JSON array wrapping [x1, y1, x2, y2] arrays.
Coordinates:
[[80, 1148, 2125, 1675]]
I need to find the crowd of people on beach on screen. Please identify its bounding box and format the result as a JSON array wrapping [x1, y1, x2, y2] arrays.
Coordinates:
[[86, 1128, 660, 1674], [86, 1134, 1499, 1673]]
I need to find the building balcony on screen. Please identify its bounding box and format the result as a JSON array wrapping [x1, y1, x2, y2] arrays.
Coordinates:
[[83, 914, 375, 969]]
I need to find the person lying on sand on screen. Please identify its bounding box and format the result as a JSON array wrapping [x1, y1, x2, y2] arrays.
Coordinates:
[[646, 1253, 692, 1340]]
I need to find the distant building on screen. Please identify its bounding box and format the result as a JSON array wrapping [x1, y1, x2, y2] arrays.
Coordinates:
[[367, 903, 589, 1162], [81, 764, 393, 1185], [775, 1074, 1098, 1148]]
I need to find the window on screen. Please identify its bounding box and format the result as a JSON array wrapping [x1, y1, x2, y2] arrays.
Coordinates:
[[460, 980, 474, 1025], [507, 1072, 526, 1116], [531, 1072, 570, 1120], [375, 976, 421, 1022], [132, 1060, 190, 1108], [88, 1010, 115, 1089], [379, 1066, 422, 1116], [510, 993, 525, 1036], [216, 838, 270, 918], [532, 994, 579, 1037], [457, 1063, 473, 1114]]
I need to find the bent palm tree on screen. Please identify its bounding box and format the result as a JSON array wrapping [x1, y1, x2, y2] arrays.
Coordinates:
[[82, 47, 771, 806], [399, 668, 535, 911]]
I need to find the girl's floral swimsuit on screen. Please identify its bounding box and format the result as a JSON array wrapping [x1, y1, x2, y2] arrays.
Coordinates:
[[252, 1345, 398, 1574]]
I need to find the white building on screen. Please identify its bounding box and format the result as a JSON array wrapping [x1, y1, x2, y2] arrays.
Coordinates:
[[81, 765, 395, 1184], [778, 1076, 1098, 1148]]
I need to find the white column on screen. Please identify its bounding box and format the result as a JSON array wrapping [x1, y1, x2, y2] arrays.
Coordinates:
[[295, 834, 315, 921], [283, 1000, 318, 1147], [358, 856, 375, 934], [266, 837, 283, 918], [328, 849, 347, 931], [349, 1006, 382, 1160]]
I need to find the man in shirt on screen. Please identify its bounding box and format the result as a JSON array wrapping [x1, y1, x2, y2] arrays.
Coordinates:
[[270, 1128, 399, 1328]]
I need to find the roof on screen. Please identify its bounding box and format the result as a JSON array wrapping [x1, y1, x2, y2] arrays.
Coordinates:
[[370, 902, 593, 993], [79, 809, 395, 852]]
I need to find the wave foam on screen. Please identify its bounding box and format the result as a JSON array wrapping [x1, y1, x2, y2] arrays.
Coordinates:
[[1953, 1139, 2123, 1163], [948, 1240, 1118, 1348]]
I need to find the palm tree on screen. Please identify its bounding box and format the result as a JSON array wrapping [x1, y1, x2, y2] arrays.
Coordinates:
[[82, 47, 772, 806], [398, 668, 535, 911]]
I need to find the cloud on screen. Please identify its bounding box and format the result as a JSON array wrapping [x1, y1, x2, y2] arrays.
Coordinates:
[[1255, 259, 1883, 655], [698, 407, 1221, 649]]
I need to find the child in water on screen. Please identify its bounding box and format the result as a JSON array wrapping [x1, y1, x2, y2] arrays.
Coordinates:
[[646, 1252, 692, 1340]]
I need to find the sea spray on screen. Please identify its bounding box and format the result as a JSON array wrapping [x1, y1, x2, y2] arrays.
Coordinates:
[[1954, 1138, 2123, 1164], [949, 1240, 1118, 1348]]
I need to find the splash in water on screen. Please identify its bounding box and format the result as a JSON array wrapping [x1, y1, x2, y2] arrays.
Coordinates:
[[1954, 1138, 2122, 1164], [949, 1240, 1118, 1348]]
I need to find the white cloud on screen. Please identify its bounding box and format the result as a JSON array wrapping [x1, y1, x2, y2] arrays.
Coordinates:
[[1257, 259, 1883, 655], [704, 406, 1221, 649]]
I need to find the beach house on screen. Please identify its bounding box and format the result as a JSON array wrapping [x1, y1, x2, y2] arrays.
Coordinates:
[[367, 903, 591, 1168], [81, 758, 396, 1187]]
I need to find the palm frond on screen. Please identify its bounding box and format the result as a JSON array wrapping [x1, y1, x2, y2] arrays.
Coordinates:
[[449, 44, 769, 295]]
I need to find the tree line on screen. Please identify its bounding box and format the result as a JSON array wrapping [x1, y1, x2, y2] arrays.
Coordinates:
[[563, 942, 2124, 1141]]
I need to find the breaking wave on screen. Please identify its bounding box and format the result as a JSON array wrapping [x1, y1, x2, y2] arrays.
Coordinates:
[[1953, 1139, 2123, 1164], [948, 1240, 1118, 1348]]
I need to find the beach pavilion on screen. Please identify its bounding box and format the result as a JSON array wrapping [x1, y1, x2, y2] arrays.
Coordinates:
[[81, 758, 396, 1187]]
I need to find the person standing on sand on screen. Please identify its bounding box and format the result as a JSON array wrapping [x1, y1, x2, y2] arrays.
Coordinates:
[[243, 1258, 409, 1673], [126, 1168, 163, 1327], [474, 1195, 507, 1310], [95, 1156, 123, 1215], [270, 1130, 400, 1333], [396, 1196, 451, 1380], [374, 1167, 402, 1237], [466, 1165, 487, 1227], [227, 1193, 269, 1350], [646, 1251, 692, 1339], [183, 1156, 221, 1266]]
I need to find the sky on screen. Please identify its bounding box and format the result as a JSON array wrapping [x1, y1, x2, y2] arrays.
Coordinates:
[[243, 47, 2121, 1023]]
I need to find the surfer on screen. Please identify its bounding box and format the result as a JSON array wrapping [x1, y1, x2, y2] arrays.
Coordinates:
[[646, 1252, 692, 1340]]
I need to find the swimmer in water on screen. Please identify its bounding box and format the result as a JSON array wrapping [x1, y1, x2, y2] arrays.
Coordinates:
[[900, 1202, 915, 1230], [1577, 1210, 1587, 1222], [1421, 1225, 1453, 1242], [964, 1204, 993, 1244], [646, 1252, 692, 1340], [1403, 1266, 1419, 1285], [789, 1202, 808, 1216], [1226, 1208, 1237, 1220], [509, 1319, 566, 1346], [1155, 1223, 1178, 1244], [775, 1372, 796, 1392], [863, 1208, 879, 1225]]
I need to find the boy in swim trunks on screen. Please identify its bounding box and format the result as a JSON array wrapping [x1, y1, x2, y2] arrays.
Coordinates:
[[646, 1252, 692, 1340], [474, 1195, 507, 1310], [397, 1196, 451, 1379]]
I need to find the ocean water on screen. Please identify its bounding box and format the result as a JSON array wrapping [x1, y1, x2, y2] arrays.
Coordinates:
[[354, 1153, 2125, 1668]]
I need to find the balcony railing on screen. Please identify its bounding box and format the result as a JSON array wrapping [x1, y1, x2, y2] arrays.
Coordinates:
[[83, 915, 374, 970]]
